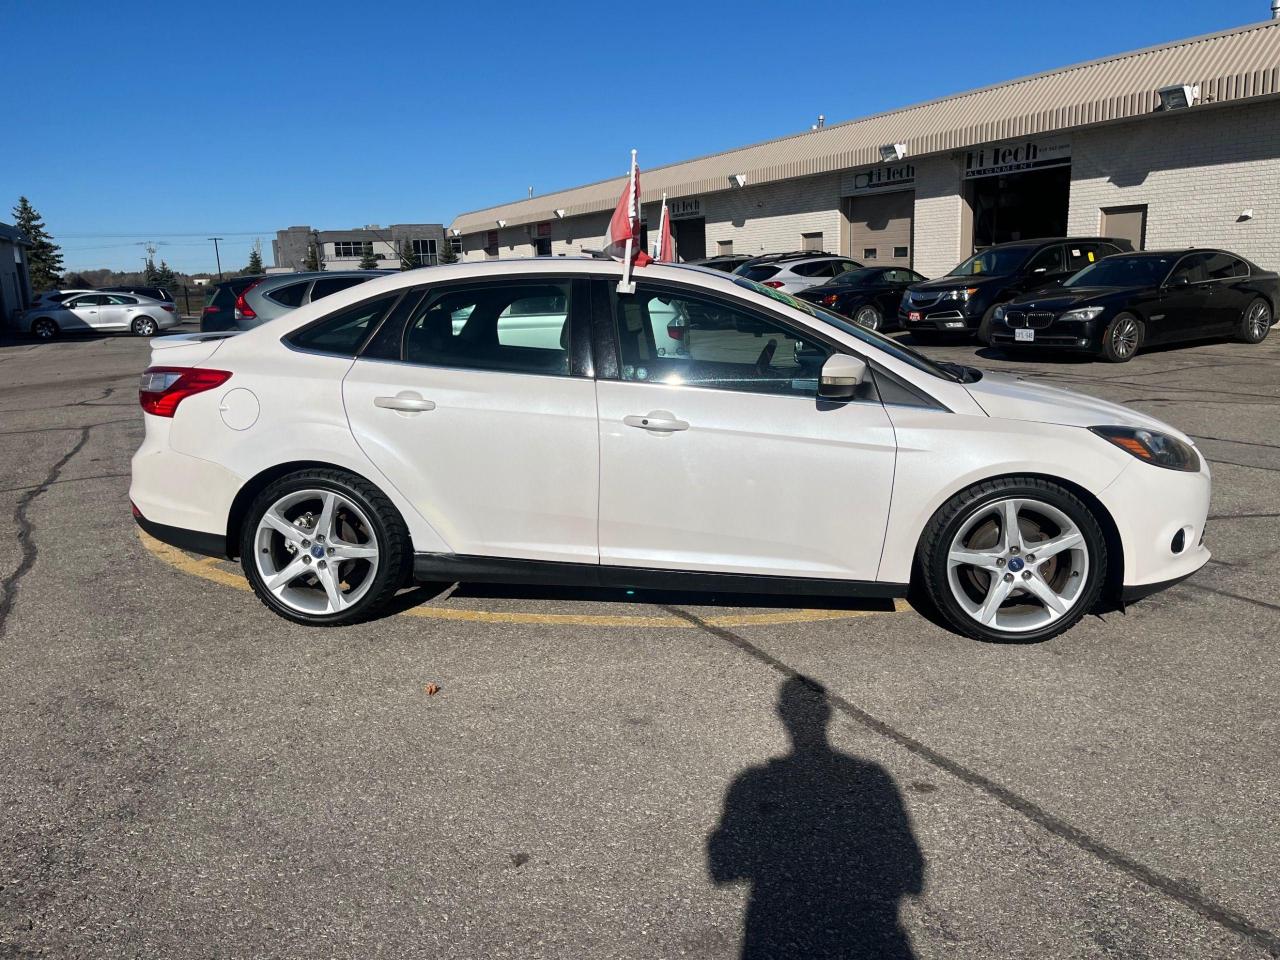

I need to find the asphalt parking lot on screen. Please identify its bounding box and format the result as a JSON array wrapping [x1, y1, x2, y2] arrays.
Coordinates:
[[1, 326, 1278, 958]]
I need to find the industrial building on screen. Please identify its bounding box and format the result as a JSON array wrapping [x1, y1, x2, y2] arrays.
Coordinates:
[[272, 223, 446, 272], [448, 17, 1280, 279]]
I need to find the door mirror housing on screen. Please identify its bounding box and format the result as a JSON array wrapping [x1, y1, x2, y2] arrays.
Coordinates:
[[818, 354, 868, 400], [1166, 275, 1190, 288]]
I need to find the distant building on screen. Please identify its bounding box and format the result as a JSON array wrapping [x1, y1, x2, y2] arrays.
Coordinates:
[[0, 222, 32, 330], [272, 223, 446, 271]]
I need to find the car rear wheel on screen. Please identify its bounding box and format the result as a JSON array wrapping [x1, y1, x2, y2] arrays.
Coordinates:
[[918, 477, 1107, 643], [1100, 313, 1142, 363], [31, 318, 58, 340], [132, 316, 158, 337], [240, 468, 411, 626], [1239, 298, 1272, 344], [853, 304, 882, 331]]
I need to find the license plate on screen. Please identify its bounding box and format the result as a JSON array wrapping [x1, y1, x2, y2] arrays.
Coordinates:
[[1015, 328, 1035, 342], [909, 311, 922, 322]]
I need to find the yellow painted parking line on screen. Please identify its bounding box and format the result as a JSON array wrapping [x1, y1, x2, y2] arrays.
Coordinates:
[[137, 530, 906, 628]]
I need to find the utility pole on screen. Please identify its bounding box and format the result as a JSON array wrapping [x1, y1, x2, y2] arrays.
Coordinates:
[[208, 237, 224, 280]]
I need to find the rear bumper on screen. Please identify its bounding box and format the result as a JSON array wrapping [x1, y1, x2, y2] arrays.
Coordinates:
[[133, 508, 227, 558], [130, 426, 242, 552]]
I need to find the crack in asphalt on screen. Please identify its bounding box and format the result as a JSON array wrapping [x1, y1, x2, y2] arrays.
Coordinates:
[[661, 604, 1280, 956], [0, 471, 132, 497], [0, 428, 91, 639], [0, 418, 137, 438]]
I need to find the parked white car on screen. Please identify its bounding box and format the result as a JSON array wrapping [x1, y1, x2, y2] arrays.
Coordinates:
[[130, 259, 1210, 642], [24, 292, 180, 339]]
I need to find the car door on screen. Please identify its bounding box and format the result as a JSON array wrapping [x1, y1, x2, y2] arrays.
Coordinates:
[[342, 276, 600, 564], [1157, 253, 1213, 343], [63, 294, 109, 330], [876, 269, 912, 314], [595, 280, 896, 580], [98, 294, 136, 329], [1202, 252, 1251, 333]]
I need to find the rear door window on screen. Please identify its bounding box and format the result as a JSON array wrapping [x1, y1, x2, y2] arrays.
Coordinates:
[[309, 276, 368, 301], [1025, 245, 1065, 276], [1203, 252, 1240, 281], [288, 294, 399, 356]]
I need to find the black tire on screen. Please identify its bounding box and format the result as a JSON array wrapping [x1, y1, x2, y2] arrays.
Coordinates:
[[1238, 298, 1272, 344], [31, 318, 58, 340], [1099, 313, 1143, 363], [916, 476, 1108, 643], [132, 316, 159, 337], [851, 303, 882, 331], [240, 468, 412, 626], [975, 305, 1001, 345]]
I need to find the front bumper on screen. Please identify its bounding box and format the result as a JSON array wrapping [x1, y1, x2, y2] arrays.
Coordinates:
[[1097, 456, 1211, 591], [898, 301, 981, 332], [991, 316, 1103, 350]]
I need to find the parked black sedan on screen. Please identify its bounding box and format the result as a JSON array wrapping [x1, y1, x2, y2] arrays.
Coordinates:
[[989, 249, 1277, 362], [795, 266, 926, 331], [899, 237, 1132, 342]]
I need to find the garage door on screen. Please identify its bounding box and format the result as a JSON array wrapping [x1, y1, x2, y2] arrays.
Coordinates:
[[844, 191, 914, 268]]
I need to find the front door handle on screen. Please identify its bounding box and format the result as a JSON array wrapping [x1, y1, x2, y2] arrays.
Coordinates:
[[624, 411, 689, 433], [375, 392, 436, 415]]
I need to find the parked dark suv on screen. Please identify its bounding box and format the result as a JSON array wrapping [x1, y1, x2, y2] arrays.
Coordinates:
[[200, 277, 266, 332], [899, 237, 1132, 342]]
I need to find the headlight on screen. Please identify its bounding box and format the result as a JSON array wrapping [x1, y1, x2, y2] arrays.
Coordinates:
[[1059, 306, 1104, 322], [993, 306, 1006, 320], [1089, 426, 1200, 472], [944, 287, 979, 302]]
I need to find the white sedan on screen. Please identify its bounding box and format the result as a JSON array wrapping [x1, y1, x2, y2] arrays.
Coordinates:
[[129, 259, 1210, 642], [24, 292, 180, 339]]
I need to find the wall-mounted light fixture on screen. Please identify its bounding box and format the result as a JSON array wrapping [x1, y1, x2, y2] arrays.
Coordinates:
[[729, 173, 747, 188], [554, 209, 567, 219], [496, 219, 507, 228], [450, 228, 461, 237], [1156, 84, 1199, 111], [879, 143, 907, 163], [1239, 208, 1255, 221]]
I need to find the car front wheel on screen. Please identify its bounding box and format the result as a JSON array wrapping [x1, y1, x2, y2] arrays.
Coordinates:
[[240, 468, 411, 626], [1100, 313, 1142, 363], [918, 477, 1107, 643]]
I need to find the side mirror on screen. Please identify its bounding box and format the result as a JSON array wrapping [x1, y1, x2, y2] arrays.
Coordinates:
[[1167, 275, 1189, 288], [818, 354, 868, 400]]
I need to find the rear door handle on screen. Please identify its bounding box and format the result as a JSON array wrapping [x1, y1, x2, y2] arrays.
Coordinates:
[[624, 411, 689, 432], [375, 392, 436, 414]]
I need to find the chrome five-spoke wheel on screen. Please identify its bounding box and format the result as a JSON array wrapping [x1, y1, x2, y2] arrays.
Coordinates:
[[254, 488, 381, 616], [946, 497, 1090, 634]]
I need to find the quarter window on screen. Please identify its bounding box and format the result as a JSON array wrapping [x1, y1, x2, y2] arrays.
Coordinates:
[[388, 281, 573, 377], [615, 285, 831, 398], [288, 294, 398, 357]]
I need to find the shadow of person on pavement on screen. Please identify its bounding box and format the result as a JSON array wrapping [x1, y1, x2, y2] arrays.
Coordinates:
[[708, 676, 925, 960]]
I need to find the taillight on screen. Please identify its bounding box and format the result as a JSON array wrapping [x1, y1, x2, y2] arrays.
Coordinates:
[[161, 304, 175, 312], [762, 281, 785, 289], [139, 367, 231, 417], [233, 280, 264, 320], [203, 305, 220, 314]]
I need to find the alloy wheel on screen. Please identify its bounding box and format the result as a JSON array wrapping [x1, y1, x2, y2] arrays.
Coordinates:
[[33, 320, 55, 339], [946, 497, 1090, 634], [1246, 300, 1271, 340], [854, 305, 881, 331], [135, 317, 157, 336], [253, 488, 381, 615], [1111, 317, 1138, 358]]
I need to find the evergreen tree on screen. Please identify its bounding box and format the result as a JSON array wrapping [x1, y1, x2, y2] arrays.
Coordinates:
[[439, 238, 459, 265], [400, 240, 420, 271], [11, 197, 64, 290], [358, 244, 379, 270], [303, 243, 321, 271], [154, 260, 177, 286], [143, 258, 159, 283], [245, 247, 265, 275]]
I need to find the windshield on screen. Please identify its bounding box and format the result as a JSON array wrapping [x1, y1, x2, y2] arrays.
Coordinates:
[[733, 278, 961, 382], [948, 247, 1032, 277], [1064, 255, 1178, 288], [832, 268, 879, 285]]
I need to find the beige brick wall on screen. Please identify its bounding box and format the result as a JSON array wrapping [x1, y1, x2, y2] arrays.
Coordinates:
[[1069, 100, 1280, 270], [698, 173, 844, 258], [912, 155, 967, 278]]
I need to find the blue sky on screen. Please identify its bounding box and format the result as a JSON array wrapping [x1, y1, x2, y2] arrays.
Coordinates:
[[1, 0, 1265, 274]]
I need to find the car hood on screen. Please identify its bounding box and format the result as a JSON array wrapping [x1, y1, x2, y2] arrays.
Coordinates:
[[911, 275, 1004, 292], [1006, 286, 1136, 310], [964, 370, 1192, 440]]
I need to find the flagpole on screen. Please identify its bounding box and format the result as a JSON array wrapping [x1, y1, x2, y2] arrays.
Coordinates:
[[618, 149, 638, 294], [660, 192, 669, 261]]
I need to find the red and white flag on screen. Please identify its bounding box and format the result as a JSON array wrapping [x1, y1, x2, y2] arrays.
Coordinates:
[[655, 193, 675, 263], [604, 150, 651, 282]]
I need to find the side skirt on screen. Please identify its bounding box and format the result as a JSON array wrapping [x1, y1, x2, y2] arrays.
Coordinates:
[[412, 553, 907, 599]]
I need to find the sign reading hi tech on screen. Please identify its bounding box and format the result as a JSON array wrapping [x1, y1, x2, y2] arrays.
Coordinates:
[[850, 162, 915, 194], [668, 198, 702, 220], [964, 137, 1071, 179]]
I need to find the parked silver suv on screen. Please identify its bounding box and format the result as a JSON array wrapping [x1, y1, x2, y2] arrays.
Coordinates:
[[234, 270, 396, 328], [733, 252, 861, 294]]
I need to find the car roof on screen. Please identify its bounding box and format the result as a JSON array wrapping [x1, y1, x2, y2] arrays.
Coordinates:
[[251, 270, 397, 288]]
